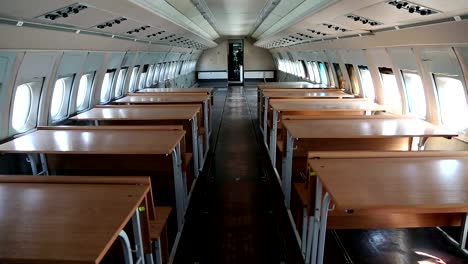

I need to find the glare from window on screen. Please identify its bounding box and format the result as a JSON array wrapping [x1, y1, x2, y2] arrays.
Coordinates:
[[50, 78, 66, 118], [380, 72, 402, 113], [114, 68, 127, 97], [139, 72, 147, 90], [402, 71, 426, 119], [12, 83, 32, 131], [146, 65, 154, 87], [319, 63, 328, 86], [128, 66, 139, 92], [313, 62, 321, 83], [306, 62, 315, 82], [100, 72, 113, 103], [153, 64, 161, 83], [358, 67, 376, 101], [76, 74, 91, 110], [159, 64, 166, 83], [434, 75, 468, 133]]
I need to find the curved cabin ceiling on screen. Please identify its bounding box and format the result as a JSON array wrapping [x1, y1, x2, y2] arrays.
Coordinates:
[[0, 0, 466, 50]]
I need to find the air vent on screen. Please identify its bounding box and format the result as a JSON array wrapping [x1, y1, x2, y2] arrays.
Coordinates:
[[37, 3, 88, 21], [387, 1, 439, 16], [96, 17, 128, 29], [346, 15, 382, 26]]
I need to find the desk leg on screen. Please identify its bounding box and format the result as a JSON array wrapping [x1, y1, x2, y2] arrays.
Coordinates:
[[172, 146, 185, 230], [269, 110, 278, 166], [263, 96, 269, 146], [305, 216, 314, 264], [203, 100, 210, 152], [461, 213, 468, 250], [176, 143, 188, 210], [282, 132, 294, 208], [310, 177, 323, 264], [418, 137, 428, 151], [118, 230, 134, 264], [39, 154, 49, 176], [302, 208, 308, 257], [191, 116, 200, 177], [26, 154, 39, 175], [132, 208, 146, 264], [26, 154, 49, 175], [316, 193, 331, 264], [258, 93, 262, 128]]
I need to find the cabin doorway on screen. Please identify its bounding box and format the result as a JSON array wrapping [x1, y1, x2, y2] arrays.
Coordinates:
[[228, 39, 243, 84]]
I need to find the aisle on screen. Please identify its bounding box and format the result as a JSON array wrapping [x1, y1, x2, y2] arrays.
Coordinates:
[[173, 85, 303, 263]]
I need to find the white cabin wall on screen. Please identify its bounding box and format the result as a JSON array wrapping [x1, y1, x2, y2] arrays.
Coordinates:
[[196, 38, 275, 80]]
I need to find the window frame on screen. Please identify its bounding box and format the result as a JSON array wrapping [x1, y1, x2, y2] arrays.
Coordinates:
[[114, 67, 128, 99], [400, 70, 427, 119], [358, 65, 376, 101], [379, 67, 403, 114], [100, 70, 116, 104], [432, 73, 468, 133], [50, 74, 75, 122], [10, 78, 44, 134]]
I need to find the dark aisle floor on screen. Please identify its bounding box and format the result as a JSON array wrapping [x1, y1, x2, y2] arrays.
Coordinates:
[[173, 83, 468, 264], [173, 84, 304, 263]]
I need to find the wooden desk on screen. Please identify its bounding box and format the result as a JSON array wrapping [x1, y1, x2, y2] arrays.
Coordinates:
[[139, 88, 213, 94], [257, 82, 328, 89], [137, 87, 214, 105], [70, 106, 203, 177], [113, 94, 212, 141], [307, 154, 468, 264], [279, 118, 457, 209], [0, 175, 151, 264], [266, 99, 386, 164], [0, 128, 188, 230], [259, 91, 354, 135], [256, 82, 340, 120]]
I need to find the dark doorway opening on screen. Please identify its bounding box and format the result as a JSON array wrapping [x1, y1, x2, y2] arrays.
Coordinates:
[[228, 39, 243, 84]]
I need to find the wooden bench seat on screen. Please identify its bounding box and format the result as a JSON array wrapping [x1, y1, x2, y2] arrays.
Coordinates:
[[150, 206, 173, 264]]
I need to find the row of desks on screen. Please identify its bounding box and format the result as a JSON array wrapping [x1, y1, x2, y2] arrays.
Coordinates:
[[256, 82, 467, 264], [0, 87, 214, 263]]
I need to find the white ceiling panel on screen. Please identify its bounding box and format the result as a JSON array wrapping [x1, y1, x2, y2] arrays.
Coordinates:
[[0, 0, 76, 18]]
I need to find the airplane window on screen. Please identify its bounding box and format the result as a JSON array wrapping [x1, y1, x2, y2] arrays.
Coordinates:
[[299, 61, 306, 78], [153, 64, 161, 84], [146, 65, 154, 87], [76, 73, 94, 111], [50, 76, 73, 120], [114, 68, 127, 98], [100, 71, 115, 103], [312, 62, 321, 83], [433, 74, 468, 133], [11, 83, 32, 131], [319, 63, 329, 86], [358, 66, 376, 101], [401, 71, 426, 119], [159, 63, 167, 83], [306, 62, 315, 82], [333, 63, 345, 90], [345, 64, 360, 95], [138, 65, 149, 90], [325, 62, 335, 87], [128, 66, 139, 92], [379, 67, 402, 114]]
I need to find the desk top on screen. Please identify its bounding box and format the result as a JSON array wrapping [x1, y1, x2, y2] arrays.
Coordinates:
[[269, 99, 386, 112], [283, 119, 457, 139], [262, 91, 354, 98], [138, 88, 213, 93], [0, 178, 149, 263], [114, 94, 210, 104], [257, 82, 330, 89], [70, 106, 199, 121], [260, 88, 343, 92], [0, 129, 185, 155], [309, 156, 468, 213]]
